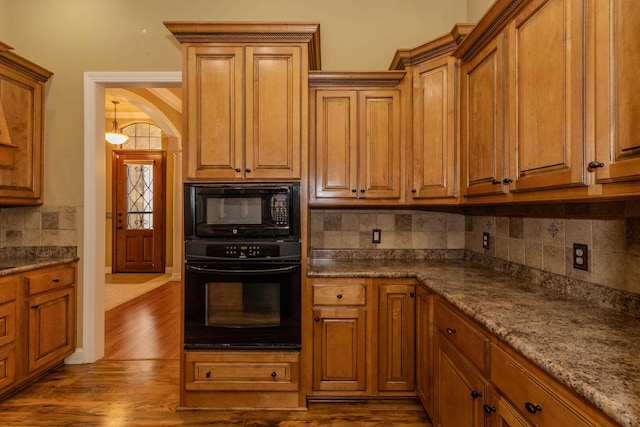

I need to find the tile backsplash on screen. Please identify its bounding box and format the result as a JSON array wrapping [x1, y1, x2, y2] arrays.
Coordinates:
[[0, 205, 78, 257], [311, 200, 640, 296], [310, 209, 465, 250]]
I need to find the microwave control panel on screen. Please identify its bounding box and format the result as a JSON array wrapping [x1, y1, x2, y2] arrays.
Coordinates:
[[206, 243, 280, 259], [271, 194, 289, 225]]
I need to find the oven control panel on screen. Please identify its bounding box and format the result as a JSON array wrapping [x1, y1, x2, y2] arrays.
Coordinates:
[[206, 243, 280, 259]]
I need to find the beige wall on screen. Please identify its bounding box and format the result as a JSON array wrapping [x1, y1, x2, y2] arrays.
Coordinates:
[[467, 0, 495, 22]]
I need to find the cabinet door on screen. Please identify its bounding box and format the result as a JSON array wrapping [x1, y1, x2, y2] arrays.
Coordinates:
[[185, 45, 244, 180], [28, 286, 75, 373], [434, 335, 488, 427], [488, 392, 532, 427], [412, 57, 457, 200], [0, 67, 45, 203], [377, 282, 415, 392], [506, 0, 587, 192], [314, 90, 358, 199], [245, 45, 301, 180], [593, 0, 640, 185], [462, 34, 507, 198], [312, 307, 366, 391], [358, 90, 402, 199], [415, 285, 434, 413]]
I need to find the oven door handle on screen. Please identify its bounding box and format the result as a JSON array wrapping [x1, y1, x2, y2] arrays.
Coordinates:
[[185, 264, 298, 275]]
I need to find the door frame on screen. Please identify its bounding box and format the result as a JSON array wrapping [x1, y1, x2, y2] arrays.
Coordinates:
[[75, 71, 182, 364]]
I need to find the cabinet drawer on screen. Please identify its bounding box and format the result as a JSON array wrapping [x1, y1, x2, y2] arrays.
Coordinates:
[[491, 343, 598, 427], [0, 276, 16, 304], [25, 266, 75, 296], [0, 301, 16, 348], [313, 281, 366, 306], [434, 299, 489, 373], [185, 351, 299, 392]]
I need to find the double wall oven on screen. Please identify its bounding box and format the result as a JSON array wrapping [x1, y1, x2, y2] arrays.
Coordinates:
[[183, 182, 301, 350]]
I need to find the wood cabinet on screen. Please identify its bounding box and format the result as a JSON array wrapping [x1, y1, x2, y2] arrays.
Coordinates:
[[0, 262, 76, 401], [309, 72, 405, 204], [0, 42, 52, 205], [433, 297, 490, 427], [457, 0, 591, 203], [182, 350, 300, 409], [415, 284, 434, 414], [308, 277, 415, 397], [591, 0, 640, 195], [390, 24, 473, 204], [165, 22, 320, 182]]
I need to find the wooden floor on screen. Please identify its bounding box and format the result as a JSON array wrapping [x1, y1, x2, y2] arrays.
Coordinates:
[[0, 280, 433, 426]]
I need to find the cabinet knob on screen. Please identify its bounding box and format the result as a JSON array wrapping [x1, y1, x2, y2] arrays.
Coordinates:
[[52, 278, 60, 283], [314, 317, 320, 322], [360, 189, 365, 193], [409, 291, 415, 297], [471, 390, 483, 399], [245, 168, 251, 173], [525, 402, 542, 414], [502, 178, 513, 184], [205, 371, 211, 378], [235, 168, 241, 173], [271, 371, 277, 378], [588, 161, 604, 169], [446, 328, 456, 334], [411, 189, 417, 193], [31, 305, 39, 309], [483, 404, 496, 414], [336, 294, 343, 299], [492, 179, 501, 185], [351, 189, 357, 193]]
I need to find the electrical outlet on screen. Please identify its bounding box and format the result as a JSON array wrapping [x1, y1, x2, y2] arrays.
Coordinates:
[[372, 229, 381, 244], [573, 243, 588, 271], [482, 232, 490, 249]]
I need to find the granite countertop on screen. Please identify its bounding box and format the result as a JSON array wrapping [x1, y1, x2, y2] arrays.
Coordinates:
[[0, 256, 79, 276], [308, 258, 640, 427]]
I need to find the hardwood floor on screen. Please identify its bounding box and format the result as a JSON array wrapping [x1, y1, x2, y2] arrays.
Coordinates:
[[0, 279, 433, 425]]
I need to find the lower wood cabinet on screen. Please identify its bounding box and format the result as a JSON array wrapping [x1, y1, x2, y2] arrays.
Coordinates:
[[308, 277, 416, 397], [0, 262, 76, 400]]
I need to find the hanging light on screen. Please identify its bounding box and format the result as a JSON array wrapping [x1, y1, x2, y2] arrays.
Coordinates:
[[105, 100, 129, 145]]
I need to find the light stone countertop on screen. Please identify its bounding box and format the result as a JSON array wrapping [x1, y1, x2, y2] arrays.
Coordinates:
[[308, 258, 640, 427], [0, 257, 79, 276]]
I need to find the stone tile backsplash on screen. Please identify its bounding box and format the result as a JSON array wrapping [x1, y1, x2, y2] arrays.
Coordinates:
[[310, 209, 465, 250], [0, 205, 78, 250]]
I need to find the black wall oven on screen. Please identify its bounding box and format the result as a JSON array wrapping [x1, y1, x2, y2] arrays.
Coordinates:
[[183, 182, 301, 351]]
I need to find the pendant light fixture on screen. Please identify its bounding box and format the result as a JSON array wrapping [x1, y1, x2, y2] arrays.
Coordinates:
[[105, 100, 129, 145]]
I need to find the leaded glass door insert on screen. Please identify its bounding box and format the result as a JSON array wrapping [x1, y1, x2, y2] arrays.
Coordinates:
[[125, 161, 154, 230]]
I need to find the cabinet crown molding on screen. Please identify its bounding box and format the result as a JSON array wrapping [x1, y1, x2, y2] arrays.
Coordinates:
[[390, 23, 474, 70], [164, 21, 322, 70], [0, 41, 53, 82], [309, 70, 405, 87]]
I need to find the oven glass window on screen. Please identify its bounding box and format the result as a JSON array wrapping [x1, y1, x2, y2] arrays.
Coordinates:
[[206, 282, 281, 328], [205, 197, 261, 225]]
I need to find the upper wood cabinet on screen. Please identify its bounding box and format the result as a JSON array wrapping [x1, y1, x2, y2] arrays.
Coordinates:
[[165, 22, 320, 182], [0, 42, 52, 205], [309, 71, 406, 204], [457, 0, 590, 203], [390, 24, 473, 204], [591, 0, 640, 195]]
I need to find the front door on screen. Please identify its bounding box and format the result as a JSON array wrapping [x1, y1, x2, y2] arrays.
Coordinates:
[[112, 150, 166, 273]]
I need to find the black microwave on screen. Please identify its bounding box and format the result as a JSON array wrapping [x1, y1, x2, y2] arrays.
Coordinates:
[[184, 183, 300, 240]]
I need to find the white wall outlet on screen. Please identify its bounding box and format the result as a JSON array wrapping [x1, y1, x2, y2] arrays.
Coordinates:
[[573, 243, 588, 271], [482, 232, 490, 249], [372, 229, 381, 244]]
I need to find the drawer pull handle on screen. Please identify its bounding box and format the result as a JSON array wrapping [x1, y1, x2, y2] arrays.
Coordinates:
[[205, 371, 211, 378], [588, 161, 604, 169], [271, 371, 277, 378], [471, 390, 482, 399], [336, 294, 343, 299], [52, 279, 60, 283], [483, 404, 496, 414], [525, 402, 542, 414], [446, 328, 456, 334]]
